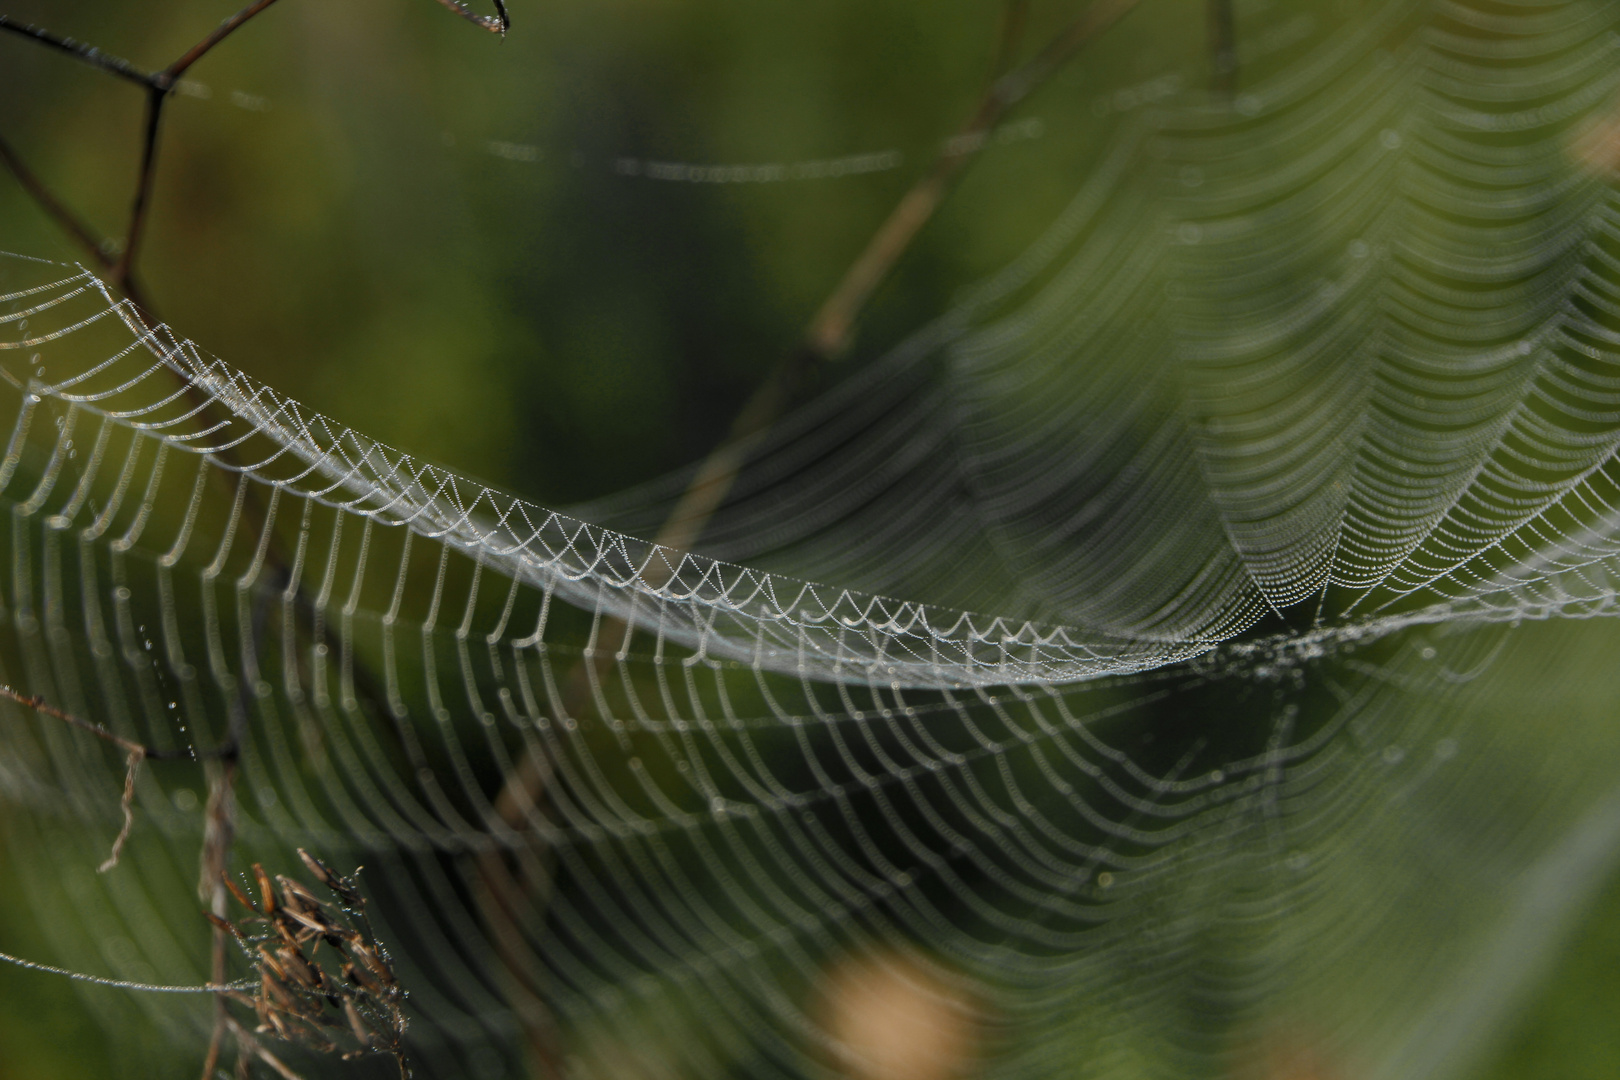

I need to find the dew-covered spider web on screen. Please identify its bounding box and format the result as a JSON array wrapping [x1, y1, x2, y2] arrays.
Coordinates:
[[8, 0, 1620, 1077]]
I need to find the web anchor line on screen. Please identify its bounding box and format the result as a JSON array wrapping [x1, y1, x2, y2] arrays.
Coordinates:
[[0, 947, 254, 994]]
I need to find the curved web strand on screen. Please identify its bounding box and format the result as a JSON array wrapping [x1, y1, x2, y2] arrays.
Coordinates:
[[580, 0, 1620, 632]]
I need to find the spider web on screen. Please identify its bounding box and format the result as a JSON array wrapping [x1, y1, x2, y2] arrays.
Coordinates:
[[6, 1, 1620, 1078]]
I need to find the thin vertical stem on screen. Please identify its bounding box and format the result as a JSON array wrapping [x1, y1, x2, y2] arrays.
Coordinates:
[[114, 87, 166, 288]]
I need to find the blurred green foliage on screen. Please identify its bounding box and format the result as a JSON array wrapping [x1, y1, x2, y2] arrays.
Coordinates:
[[2, 0, 1619, 1076]]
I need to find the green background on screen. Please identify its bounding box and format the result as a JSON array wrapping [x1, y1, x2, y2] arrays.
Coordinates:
[[1, 0, 1617, 1075]]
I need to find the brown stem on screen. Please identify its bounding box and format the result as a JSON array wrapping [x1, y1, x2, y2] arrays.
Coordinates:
[[0, 683, 238, 880], [0, 686, 166, 872], [96, 746, 146, 873], [0, 684, 232, 762], [164, 0, 285, 82], [224, 1015, 308, 1080], [491, 0, 1151, 821], [0, 132, 116, 270], [199, 759, 239, 1080], [118, 0, 288, 286], [988, 0, 1032, 85], [809, 0, 1143, 359]]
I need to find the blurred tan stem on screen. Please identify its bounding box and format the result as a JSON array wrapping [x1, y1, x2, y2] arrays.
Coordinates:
[[478, 1, 1146, 1071]]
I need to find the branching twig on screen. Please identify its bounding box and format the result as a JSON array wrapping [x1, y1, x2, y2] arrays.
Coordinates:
[[0, 684, 230, 872], [115, 0, 289, 283], [641, 0, 1146, 558], [166, 0, 286, 83], [0, 0, 506, 298]]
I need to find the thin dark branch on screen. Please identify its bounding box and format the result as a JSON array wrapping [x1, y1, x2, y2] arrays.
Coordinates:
[[0, 130, 156, 311], [6, 0, 500, 300], [164, 0, 284, 82], [114, 88, 165, 287], [0, 684, 230, 763], [118, 0, 287, 285], [0, 14, 155, 88], [0, 131, 115, 270], [0, 686, 160, 871]]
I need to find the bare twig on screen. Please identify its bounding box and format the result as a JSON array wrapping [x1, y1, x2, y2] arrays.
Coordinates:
[[165, 0, 285, 82], [0, 132, 117, 270], [0, 14, 152, 87], [635, 0, 1148, 559], [3, 0, 499, 299], [0, 687, 142, 872], [0, 684, 234, 872], [0, 685, 145, 757], [623, 0, 1148, 557], [116, 0, 288, 286], [115, 89, 167, 289], [98, 746, 146, 873], [201, 758, 240, 1080]]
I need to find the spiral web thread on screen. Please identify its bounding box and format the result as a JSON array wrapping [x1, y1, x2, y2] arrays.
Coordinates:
[[8, 1, 1620, 1077]]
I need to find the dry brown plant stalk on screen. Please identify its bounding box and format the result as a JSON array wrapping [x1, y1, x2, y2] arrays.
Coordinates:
[[0, 683, 233, 871], [210, 850, 410, 1079]]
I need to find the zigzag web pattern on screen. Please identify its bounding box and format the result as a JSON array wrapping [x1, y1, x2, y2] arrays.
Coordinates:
[[7, 1, 1620, 1077]]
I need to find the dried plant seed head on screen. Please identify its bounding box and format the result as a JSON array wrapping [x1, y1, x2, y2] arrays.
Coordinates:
[[207, 853, 410, 1074], [205, 910, 248, 944], [251, 864, 276, 914], [222, 873, 258, 913], [344, 997, 372, 1047], [297, 848, 334, 887], [277, 875, 321, 910]]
